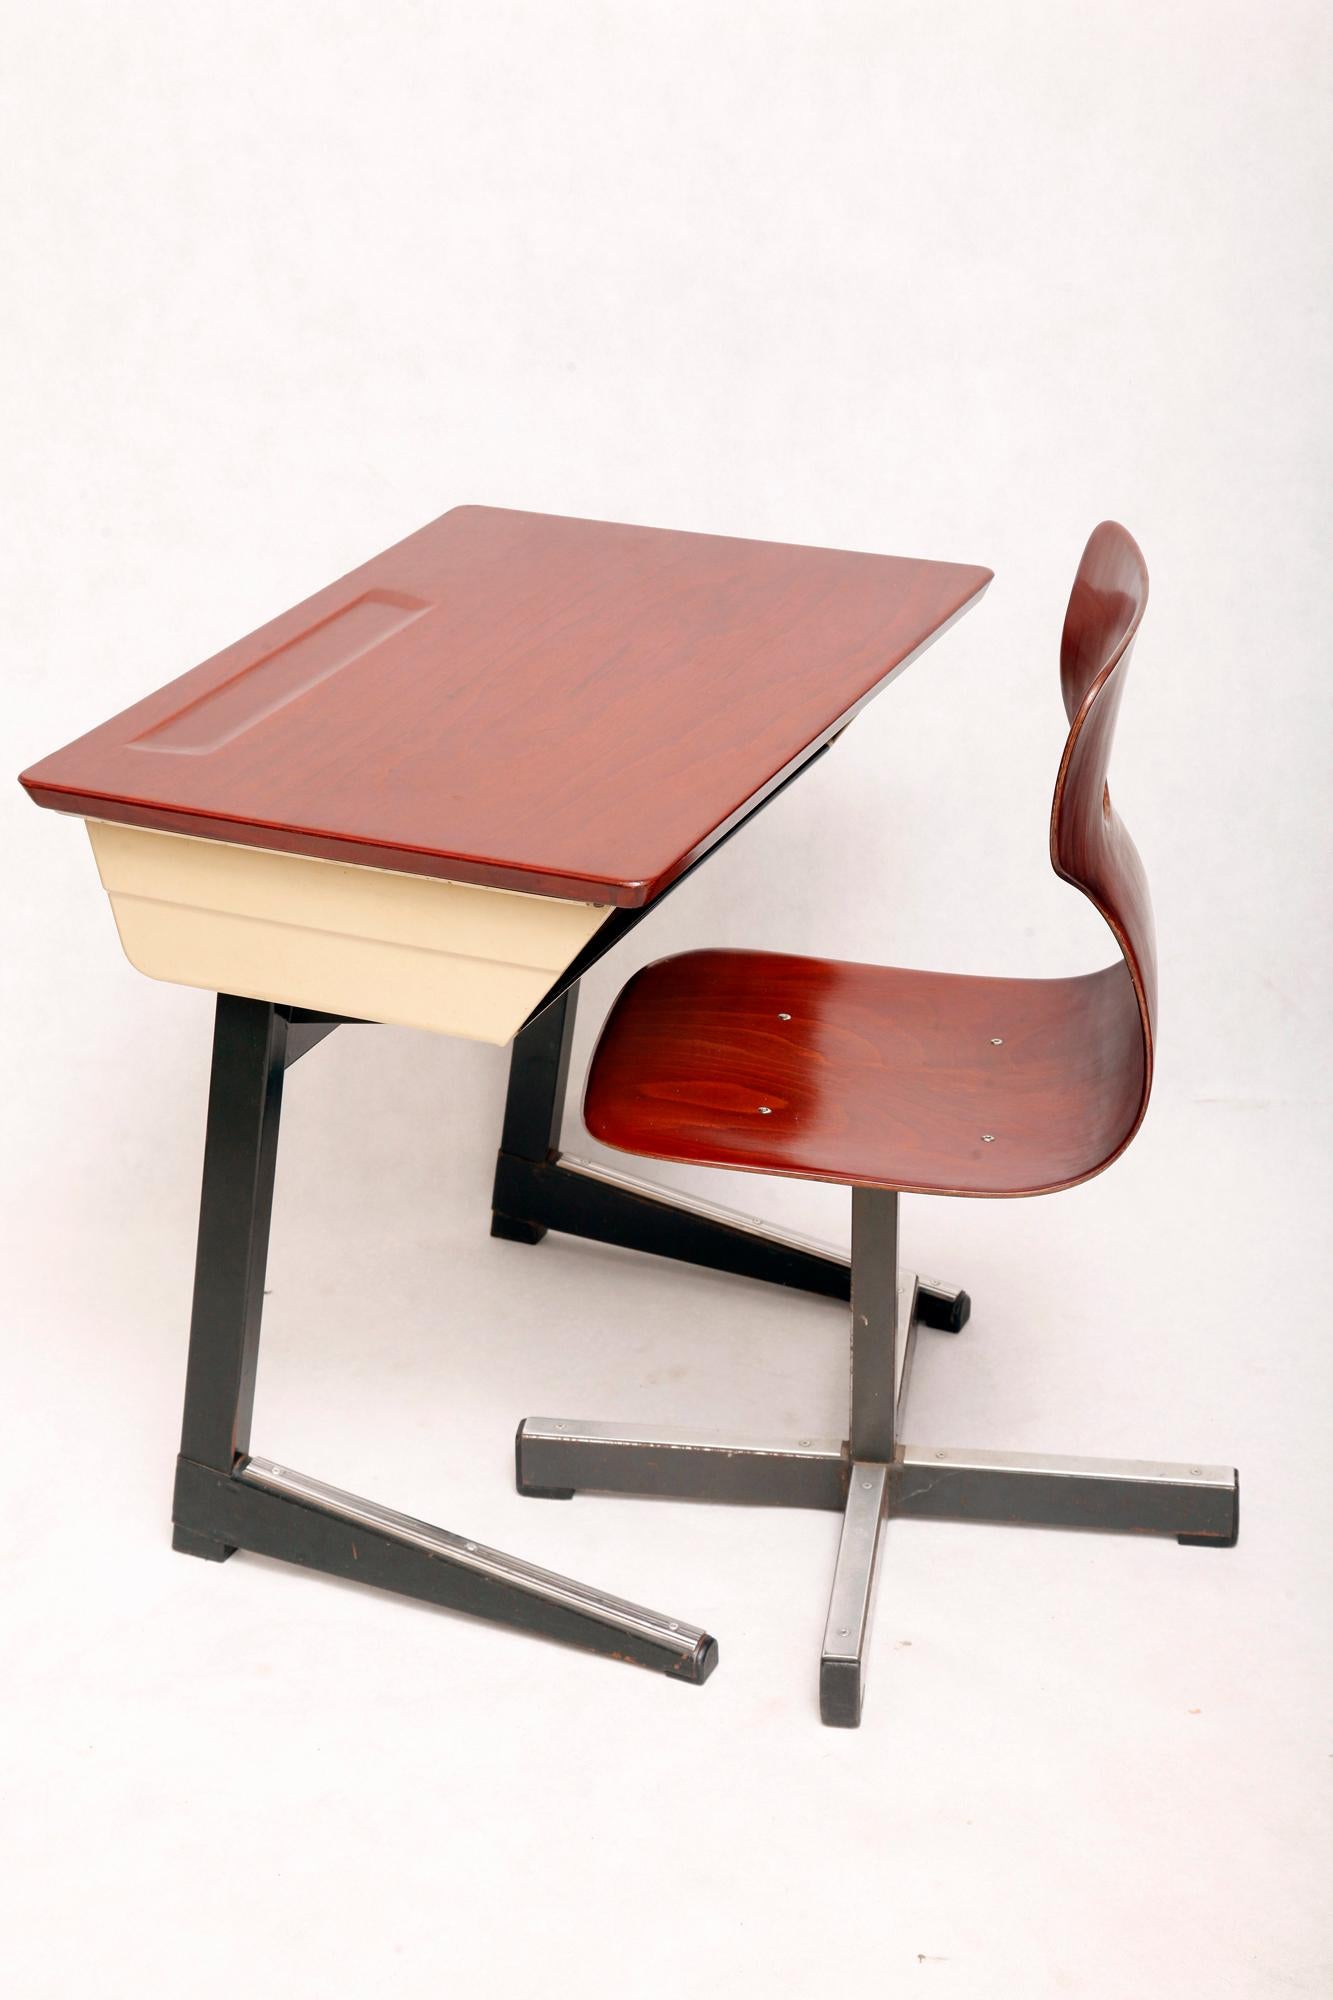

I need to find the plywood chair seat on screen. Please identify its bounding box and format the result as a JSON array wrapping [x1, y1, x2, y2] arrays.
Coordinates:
[[584, 951, 1146, 1199]]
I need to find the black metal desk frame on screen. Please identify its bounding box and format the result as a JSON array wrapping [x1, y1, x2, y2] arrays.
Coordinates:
[[168, 716, 988, 1699], [171, 992, 718, 1685], [168, 754, 857, 1686]]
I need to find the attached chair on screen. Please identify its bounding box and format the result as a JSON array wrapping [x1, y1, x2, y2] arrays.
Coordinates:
[[515, 523, 1238, 1726]]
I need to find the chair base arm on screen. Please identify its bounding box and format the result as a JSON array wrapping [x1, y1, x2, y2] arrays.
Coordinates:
[[820, 1462, 889, 1727], [518, 1419, 850, 1510], [893, 1445, 1239, 1543], [516, 1425, 1237, 1544]]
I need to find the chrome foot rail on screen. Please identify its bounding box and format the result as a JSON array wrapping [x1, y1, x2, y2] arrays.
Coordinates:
[[175, 1453, 717, 1683]]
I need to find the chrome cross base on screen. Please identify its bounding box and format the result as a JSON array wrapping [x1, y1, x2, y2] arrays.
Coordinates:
[[515, 1191, 1239, 1727]]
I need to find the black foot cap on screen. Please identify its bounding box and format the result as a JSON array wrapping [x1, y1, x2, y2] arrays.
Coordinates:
[[491, 1211, 547, 1246], [172, 1524, 236, 1562], [514, 1420, 575, 1499], [918, 1287, 971, 1335], [673, 1634, 720, 1686], [819, 1659, 864, 1728], [1179, 1471, 1240, 1548]]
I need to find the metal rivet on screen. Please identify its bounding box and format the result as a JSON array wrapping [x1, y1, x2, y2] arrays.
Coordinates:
[[990, 1037, 1003, 1046], [1189, 1467, 1201, 1477], [934, 1450, 946, 1460], [758, 1105, 773, 1115], [862, 1479, 873, 1489], [669, 1620, 679, 1631], [981, 1133, 995, 1143], [778, 1012, 791, 1021], [838, 1627, 850, 1637], [271, 1466, 284, 1477], [465, 1542, 476, 1553]]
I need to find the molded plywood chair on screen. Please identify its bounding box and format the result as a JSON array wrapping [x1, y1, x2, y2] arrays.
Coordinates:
[[516, 525, 1238, 1727]]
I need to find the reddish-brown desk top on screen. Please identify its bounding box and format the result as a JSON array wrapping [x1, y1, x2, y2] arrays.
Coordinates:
[[20, 507, 991, 907]]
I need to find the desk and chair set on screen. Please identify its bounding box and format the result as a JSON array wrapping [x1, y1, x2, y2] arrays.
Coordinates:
[[20, 506, 1237, 1727]]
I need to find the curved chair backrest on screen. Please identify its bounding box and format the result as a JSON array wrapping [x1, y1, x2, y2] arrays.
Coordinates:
[[1050, 521, 1156, 1131]]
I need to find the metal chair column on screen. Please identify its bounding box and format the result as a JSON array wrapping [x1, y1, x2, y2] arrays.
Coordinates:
[[820, 1187, 898, 1726]]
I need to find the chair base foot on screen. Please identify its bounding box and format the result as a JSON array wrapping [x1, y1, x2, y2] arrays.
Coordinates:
[[819, 1657, 867, 1728], [915, 1284, 970, 1334], [514, 1422, 574, 1497], [1178, 1472, 1240, 1546], [516, 1421, 1239, 1724]]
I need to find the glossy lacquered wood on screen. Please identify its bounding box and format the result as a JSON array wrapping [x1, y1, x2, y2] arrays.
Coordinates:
[[584, 952, 1145, 1197], [1051, 519, 1155, 1091], [584, 523, 1155, 1198], [19, 507, 991, 908]]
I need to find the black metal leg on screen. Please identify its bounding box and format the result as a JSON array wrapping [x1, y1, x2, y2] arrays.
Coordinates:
[[174, 993, 288, 1558], [172, 992, 716, 1685], [490, 988, 579, 1245]]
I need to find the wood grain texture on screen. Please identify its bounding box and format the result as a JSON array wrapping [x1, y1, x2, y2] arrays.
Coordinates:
[[583, 523, 1156, 1197], [18, 506, 991, 908], [1051, 519, 1155, 1094]]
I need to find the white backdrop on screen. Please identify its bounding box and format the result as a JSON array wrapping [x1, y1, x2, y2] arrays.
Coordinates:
[[2, 5, 1329, 1997]]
